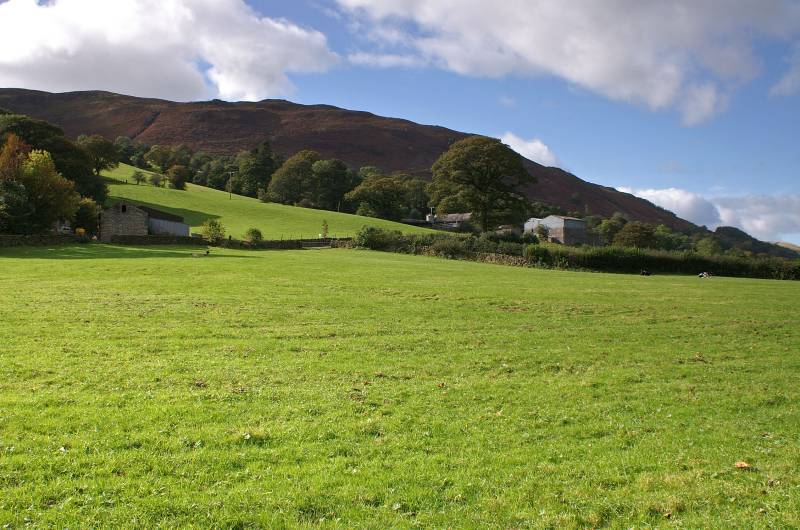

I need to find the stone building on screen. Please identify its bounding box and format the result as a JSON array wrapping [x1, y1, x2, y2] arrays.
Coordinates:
[[99, 202, 189, 242], [524, 215, 590, 245]]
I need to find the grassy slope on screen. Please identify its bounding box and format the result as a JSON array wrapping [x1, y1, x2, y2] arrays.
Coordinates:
[[103, 164, 432, 239], [0, 245, 798, 527]]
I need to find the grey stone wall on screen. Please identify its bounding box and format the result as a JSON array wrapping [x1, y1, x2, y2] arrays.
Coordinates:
[[100, 205, 148, 242]]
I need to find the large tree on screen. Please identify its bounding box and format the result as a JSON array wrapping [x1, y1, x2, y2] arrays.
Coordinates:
[[267, 150, 321, 204], [309, 158, 359, 211], [612, 221, 656, 248], [0, 114, 106, 201], [345, 170, 429, 220], [5, 147, 80, 233], [430, 136, 535, 232], [77, 134, 120, 177]]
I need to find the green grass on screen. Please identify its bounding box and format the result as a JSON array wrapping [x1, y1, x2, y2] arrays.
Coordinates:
[[103, 164, 433, 240], [1, 244, 798, 527]]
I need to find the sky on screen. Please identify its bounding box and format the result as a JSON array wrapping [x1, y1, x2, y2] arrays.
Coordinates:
[[0, 0, 799, 243]]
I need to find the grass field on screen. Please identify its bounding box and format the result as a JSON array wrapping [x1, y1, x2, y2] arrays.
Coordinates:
[[103, 164, 432, 240], [1, 244, 798, 527]]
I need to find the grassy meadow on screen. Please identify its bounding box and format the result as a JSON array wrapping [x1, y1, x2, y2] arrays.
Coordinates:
[[1, 244, 798, 527], [103, 164, 432, 240]]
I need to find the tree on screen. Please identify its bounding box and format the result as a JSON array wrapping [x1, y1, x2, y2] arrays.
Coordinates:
[[695, 236, 723, 256], [77, 134, 119, 177], [73, 197, 100, 234], [167, 165, 191, 190], [144, 145, 173, 172], [148, 173, 164, 187], [652, 224, 691, 251], [0, 180, 31, 234], [114, 136, 136, 165], [16, 150, 80, 233], [612, 221, 656, 248], [534, 224, 549, 241], [0, 113, 106, 201], [230, 142, 281, 198], [132, 170, 146, 185], [201, 219, 225, 244], [345, 171, 430, 220], [429, 136, 535, 232], [596, 213, 628, 245], [309, 159, 359, 210], [267, 150, 321, 205], [244, 227, 263, 244]]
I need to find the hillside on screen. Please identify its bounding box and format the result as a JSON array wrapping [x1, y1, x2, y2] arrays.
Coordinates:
[[0, 88, 695, 230], [104, 164, 432, 239]]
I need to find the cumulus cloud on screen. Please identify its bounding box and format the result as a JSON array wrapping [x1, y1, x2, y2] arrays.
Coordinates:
[[336, 0, 800, 124], [0, 0, 338, 101], [618, 187, 722, 227], [619, 186, 800, 242], [713, 195, 800, 241], [501, 132, 558, 166], [349, 52, 423, 68]]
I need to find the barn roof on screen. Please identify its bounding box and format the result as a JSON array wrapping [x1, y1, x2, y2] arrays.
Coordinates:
[[137, 205, 185, 224]]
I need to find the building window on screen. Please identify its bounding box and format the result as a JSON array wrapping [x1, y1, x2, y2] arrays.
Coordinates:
[[121, 205, 127, 213]]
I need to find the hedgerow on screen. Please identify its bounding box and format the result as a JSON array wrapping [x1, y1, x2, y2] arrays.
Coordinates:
[[353, 226, 800, 280]]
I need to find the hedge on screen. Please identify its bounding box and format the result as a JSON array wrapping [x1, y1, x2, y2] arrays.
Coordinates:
[[351, 227, 800, 280]]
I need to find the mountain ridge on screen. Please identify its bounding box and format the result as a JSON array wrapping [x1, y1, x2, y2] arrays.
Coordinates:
[[0, 88, 697, 230]]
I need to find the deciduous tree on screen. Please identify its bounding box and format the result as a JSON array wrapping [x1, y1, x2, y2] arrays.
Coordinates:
[[430, 136, 535, 232]]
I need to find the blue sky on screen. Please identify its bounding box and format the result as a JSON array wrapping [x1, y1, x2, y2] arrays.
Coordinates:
[[0, 0, 798, 242]]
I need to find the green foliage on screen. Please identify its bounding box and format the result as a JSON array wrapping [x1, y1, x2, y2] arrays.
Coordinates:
[[131, 170, 146, 185], [430, 136, 535, 232], [144, 145, 173, 172], [167, 165, 191, 190], [201, 219, 226, 244], [73, 197, 100, 234], [0, 179, 31, 234], [596, 213, 628, 245], [612, 221, 656, 248], [696, 236, 724, 256], [355, 227, 800, 280], [15, 150, 80, 233], [243, 227, 263, 244], [148, 172, 164, 187], [77, 134, 119, 176], [0, 113, 106, 201], [321, 219, 329, 239], [345, 170, 429, 220], [228, 142, 281, 198], [267, 150, 321, 205]]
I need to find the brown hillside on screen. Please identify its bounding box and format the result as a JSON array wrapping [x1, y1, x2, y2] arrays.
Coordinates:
[[0, 88, 694, 230]]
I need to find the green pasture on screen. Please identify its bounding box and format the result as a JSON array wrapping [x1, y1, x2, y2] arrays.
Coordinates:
[[103, 164, 432, 240], [0, 245, 798, 527]]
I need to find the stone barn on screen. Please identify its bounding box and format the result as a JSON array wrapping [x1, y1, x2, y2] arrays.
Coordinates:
[[99, 202, 190, 242], [524, 215, 591, 246]]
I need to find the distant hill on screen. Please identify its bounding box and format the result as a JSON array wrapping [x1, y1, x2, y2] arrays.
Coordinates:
[[0, 88, 696, 231], [104, 164, 431, 240], [714, 226, 798, 259], [777, 241, 800, 253]]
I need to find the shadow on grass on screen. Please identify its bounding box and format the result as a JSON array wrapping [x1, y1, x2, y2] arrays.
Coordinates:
[[0, 244, 260, 260], [105, 198, 221, 228]]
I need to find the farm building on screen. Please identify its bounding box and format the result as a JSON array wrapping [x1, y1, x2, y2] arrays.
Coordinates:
[[99, 202, 190, 242], [524, 215, 591, 245]]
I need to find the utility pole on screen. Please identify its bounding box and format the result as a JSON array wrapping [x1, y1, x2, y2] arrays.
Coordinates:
[[226, 171, 236, 199]]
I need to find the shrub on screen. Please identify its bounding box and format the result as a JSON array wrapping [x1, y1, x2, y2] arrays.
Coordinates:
[[201, 219, 225, 244], [244, 227, 263, 244], [148, 173, 164, 187], [496, 241, 523, 256], [523, 244, 551, 264], [73, 197, 100, 234], [428, 237, 470, 259]]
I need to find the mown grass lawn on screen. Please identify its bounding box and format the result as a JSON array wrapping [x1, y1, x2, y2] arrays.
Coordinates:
[[0, 245, 798, 527], [103, 164, 433, 240]]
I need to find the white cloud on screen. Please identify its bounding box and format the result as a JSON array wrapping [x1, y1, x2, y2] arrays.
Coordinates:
[[335, 0, 800, 124], [713, 195, 800, 241], [349, 52, 423, 68], [771, 43, 800, 96], [0, 0, 339, 101], [618, 187, 722, 227], [501, 132, 558, 166], [619, 186, 800, 242]]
